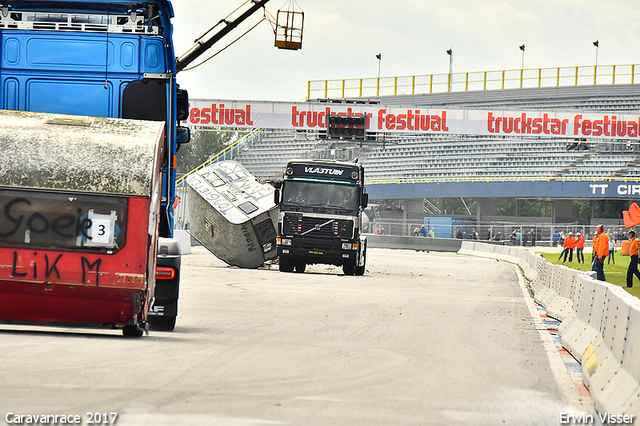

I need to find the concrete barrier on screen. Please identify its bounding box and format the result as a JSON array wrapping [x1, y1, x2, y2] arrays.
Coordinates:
[[585, 286, 640, 414], [559, 275, 597, 363], [174, 229, 192, 255], [368, 235, 463, 252], [546, 266, 575, 321], [620, 303, 640, 417], [457, 241, 640, 418]]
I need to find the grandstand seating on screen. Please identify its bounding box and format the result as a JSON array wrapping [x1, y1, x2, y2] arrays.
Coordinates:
[[362, 136, 639, 181], [234, 130, 317, 181], [233, 84, 640, 183], [235, 130, 640, 183]]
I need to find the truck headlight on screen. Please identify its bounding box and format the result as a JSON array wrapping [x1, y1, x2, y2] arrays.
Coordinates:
[[281, 238, 292, 246], [263, 242, 273, 252], [342, 242, 352, 250]]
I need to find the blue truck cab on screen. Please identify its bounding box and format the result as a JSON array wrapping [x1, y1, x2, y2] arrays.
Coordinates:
[[0, 0, 188, 331]]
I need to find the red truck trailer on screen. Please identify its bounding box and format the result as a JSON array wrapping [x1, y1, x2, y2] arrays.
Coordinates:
[[0, 110, 165, 336]]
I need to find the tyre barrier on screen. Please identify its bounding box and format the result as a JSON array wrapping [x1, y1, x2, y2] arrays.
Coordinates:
[[458, 241, 640, 418]]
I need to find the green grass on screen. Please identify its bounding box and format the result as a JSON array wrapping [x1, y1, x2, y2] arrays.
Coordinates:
[[537, 252, 640, 299]]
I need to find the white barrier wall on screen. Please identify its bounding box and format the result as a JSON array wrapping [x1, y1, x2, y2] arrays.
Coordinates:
[[458, 241, 640, 417], [173, 229, 192, 255]]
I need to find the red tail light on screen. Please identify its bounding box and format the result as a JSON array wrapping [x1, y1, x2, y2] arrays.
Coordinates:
[[156, 266, 175, 280]]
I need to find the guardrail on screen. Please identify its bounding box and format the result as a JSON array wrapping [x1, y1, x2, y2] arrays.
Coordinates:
[[458, 241, 640, 418], [366, 234, 464, 252], [308, 64, 640, 99]]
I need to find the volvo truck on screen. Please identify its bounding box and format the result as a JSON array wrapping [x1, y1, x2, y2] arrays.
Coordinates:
[[275, 160, 368, 275]]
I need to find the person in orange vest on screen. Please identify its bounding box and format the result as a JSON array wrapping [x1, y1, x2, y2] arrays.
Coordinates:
[[592, 224, 609, 281], [575, 232, 585, 264], [562, 232, 576, 263], [627, 230, 640, 288]]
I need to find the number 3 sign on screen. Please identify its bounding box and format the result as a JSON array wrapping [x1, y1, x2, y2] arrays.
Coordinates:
[[84, 210, 118, 248]]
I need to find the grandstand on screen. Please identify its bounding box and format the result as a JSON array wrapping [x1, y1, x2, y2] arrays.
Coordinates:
[[233, 83, 640, 183], [232, 130, 317, 181], [364, 135, 637, 181], [183, 71, 640, 239], [234, 130, 639, 182]]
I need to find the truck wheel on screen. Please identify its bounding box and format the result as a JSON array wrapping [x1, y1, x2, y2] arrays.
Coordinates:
[[148, 315, 177, 331], [122, 325, 144, 337], [355, 264, 365, 276], [342, 261, 355, 275], [294, 262, 306, 273], [279, 257, 295, 272]]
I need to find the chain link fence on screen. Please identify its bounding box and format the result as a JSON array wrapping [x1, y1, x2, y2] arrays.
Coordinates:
[[366, 218, 630, 247]]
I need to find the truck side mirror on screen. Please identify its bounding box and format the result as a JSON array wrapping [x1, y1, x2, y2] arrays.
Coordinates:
[[362, 193, 369, 209], [176, 88, 189, 122], [176, 126, 190, 146]]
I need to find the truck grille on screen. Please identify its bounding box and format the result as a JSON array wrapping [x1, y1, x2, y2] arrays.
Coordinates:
[[283, 214, 353, 239]]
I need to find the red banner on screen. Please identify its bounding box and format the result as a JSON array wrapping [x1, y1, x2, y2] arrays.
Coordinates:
[[185, 99, 640, 140]]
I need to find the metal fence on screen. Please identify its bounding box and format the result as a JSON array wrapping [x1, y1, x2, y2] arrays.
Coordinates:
[[308, 64, 640, 99], [366, 218, 629, 247]]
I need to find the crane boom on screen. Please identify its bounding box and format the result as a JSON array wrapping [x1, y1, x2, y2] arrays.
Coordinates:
[[176, 0, 271, 73]]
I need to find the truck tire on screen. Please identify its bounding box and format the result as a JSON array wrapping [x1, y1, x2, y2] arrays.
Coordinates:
[[122, 325, 144, 337], [148, 315, 176, 331], [279, 257, 295, 272], [294, 262, 306, 273], [342, 261, 355, 275]]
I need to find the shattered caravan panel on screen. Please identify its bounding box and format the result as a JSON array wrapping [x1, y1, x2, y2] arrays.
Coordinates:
[[186, 160, 278, 268], [0, 110, 164, 196]]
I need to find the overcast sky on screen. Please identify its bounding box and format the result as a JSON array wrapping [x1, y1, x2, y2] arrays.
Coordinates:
[[171, 1, 640, 102]]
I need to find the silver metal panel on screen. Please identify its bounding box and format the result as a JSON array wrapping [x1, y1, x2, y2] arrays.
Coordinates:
[[186, 160, 278, 268], [0, 110, 164, 196]]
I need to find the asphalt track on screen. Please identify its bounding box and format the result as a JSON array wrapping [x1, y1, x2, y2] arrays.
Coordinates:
[[0, 248, 593, 426]]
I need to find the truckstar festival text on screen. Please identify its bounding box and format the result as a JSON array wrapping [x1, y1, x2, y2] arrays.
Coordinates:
[[185, 101, 640, 140]]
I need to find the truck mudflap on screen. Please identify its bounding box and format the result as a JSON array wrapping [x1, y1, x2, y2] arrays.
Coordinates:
[[148, 237, 181, 331], [354, 235, 367, 275]]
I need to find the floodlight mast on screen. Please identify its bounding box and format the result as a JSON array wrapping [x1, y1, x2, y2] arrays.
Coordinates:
[[176, 0, 271, 73]]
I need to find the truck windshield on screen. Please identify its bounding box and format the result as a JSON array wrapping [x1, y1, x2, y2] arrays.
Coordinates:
[[0, 188, 127, 253], [282, 181, 359, 213]]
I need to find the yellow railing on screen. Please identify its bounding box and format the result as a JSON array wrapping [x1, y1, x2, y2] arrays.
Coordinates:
[[175, 128, 264, 188], [308, 64, 639, 99]]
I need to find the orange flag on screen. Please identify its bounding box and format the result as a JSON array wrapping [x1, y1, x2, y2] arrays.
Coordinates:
[[623, 203, 640, 228]]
